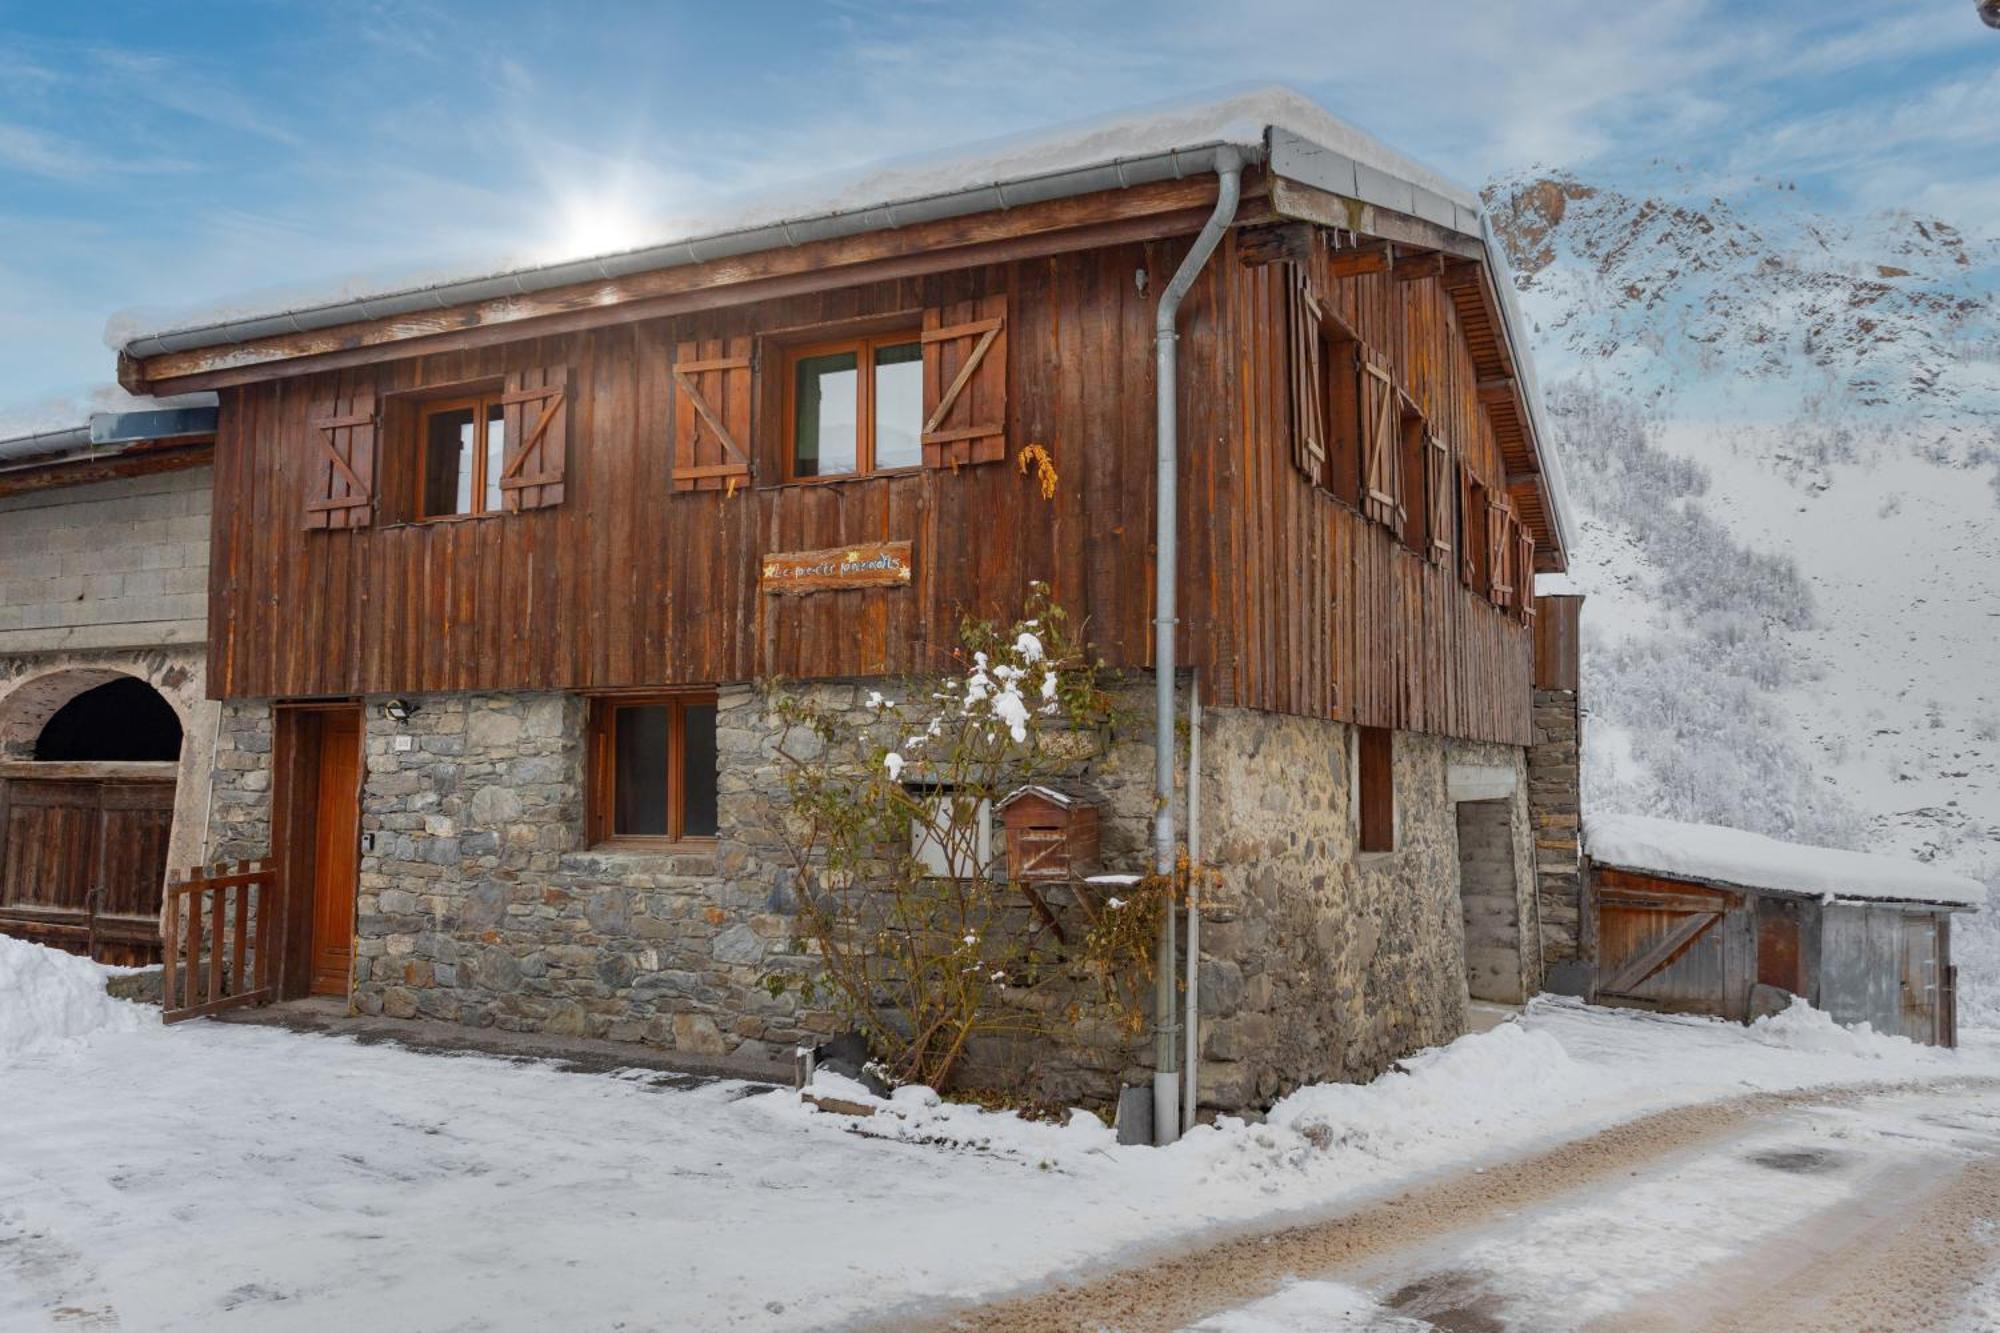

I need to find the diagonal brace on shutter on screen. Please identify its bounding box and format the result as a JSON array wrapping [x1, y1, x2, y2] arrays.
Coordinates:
[[308, 412, 373, 509], [921, 316, 1002, 441], [496, 385, 566, 490], [672, 357, 753, 471]]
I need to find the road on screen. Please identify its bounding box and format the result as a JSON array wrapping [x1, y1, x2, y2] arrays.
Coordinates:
[[937, 1080, 2000, 1332]]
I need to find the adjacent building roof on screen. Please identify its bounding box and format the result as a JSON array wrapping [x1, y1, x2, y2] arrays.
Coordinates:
[[1585, 812, 1985, 909], [0, 388, 217, 468]]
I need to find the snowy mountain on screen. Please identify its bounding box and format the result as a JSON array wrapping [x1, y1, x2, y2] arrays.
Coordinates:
[[1485, 168, 2000, 1019]]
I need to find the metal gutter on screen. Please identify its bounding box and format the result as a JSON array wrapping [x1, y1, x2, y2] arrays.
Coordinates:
[[121, 143, 1260, 360], [1151, 145, 1244, 1146]]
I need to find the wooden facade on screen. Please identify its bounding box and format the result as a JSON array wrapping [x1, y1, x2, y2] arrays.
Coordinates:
[[167, 174, 1548, 747]]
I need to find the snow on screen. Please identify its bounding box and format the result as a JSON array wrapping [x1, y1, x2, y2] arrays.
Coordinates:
[[0, 384, 218, 446], [5, 940, 1996, 1330], [1586, 811, 1986, 908], [111, 86, 1476, 352], [0, 935, 147, 1056]]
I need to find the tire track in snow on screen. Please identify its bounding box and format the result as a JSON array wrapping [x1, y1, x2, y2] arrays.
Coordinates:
[[916, 1077, 2000, 1332]]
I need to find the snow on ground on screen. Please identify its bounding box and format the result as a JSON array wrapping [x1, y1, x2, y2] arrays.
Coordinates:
[[0, 934, 147, 1057], [4, 945, 1996, 1331]]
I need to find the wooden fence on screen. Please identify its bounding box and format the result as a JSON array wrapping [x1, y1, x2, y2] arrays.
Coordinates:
[[161, 859, 276, 1024]]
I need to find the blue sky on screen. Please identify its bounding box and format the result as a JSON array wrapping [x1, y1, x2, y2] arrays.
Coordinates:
[[0, 0, 1994, 410]]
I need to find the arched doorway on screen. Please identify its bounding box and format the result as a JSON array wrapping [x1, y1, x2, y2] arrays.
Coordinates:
[[0, 670, 181, 964]]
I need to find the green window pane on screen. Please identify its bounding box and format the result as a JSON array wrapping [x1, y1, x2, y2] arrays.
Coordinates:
[[793, 351, 859, 477], [874, 341, 923, 471]]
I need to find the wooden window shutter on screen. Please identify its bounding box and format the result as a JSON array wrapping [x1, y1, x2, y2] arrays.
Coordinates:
[[304, 376, 378, 530], [671, 336, 754, 493], [1458, 463, 1478, 588], [1487, 495, 1516, 608], [921, 293, 1007, 468], [1360, 362, 1406, 531], [1288, 271, 1327, 486], [1517, 522, 1538, 621], [1426, 432, 1453, 565], [498, 363, 571, 511]]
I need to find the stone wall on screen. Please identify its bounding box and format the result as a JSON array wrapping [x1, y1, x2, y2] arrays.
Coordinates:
[[204, 677, 1541, 1113], [1192, 715, 1535, 1112], [1528, 686, 1583, 968]]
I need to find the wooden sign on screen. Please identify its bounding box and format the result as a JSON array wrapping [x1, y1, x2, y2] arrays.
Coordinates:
[[760, 540, 913, 595]]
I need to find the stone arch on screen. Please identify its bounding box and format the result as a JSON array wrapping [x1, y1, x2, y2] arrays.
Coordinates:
[[0, 666, 186, 761]]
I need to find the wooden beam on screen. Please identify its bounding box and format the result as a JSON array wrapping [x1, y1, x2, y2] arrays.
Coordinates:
[[0, 441, 213, 499], [1234, 220, 1314, 267], [1328, 243, 1392, 278], [1393, 252, 1448, 282], [0, 761, 181, 782], [129, 174, 1272, 393], [1268, 176, 1482, 262]]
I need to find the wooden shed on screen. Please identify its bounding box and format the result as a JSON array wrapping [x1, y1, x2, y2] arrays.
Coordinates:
[[1583, 814, 1981, 1046]]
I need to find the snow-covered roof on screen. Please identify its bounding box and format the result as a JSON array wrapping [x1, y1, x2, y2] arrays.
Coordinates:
[[1585, 813, 1985, 909], [997, 783, 1092, 811], [112, 87, 1482, 357]]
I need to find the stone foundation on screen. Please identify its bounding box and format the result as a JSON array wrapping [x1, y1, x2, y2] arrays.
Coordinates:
[[206, 677, 1541, 1113]]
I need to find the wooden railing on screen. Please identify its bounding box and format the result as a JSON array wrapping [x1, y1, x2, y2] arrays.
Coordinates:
[[161, 859, 276, 1024]]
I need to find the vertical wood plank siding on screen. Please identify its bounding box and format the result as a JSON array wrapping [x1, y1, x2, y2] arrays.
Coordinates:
[[209, 230, 1533, 747]]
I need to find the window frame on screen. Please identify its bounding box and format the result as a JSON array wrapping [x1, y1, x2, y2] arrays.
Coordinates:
[[414, 391, 508, 522], [1355, 725, 1397, 855], [585, 690, 720, 849], [780, 329, 924, 483]]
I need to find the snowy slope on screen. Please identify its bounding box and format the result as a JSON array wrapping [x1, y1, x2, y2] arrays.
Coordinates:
[[1486, 168, 2000, 1017]]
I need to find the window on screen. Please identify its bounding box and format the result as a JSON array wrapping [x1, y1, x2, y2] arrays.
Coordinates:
[[907, 784, 992, 879], [1356, 726, 1396, 854], [1398, 408, 1429, 555], [785, 332, 923, 480], [587, 693, 718, 845], [416, 395, 508, 519], [1285, 272, 1364, 508]]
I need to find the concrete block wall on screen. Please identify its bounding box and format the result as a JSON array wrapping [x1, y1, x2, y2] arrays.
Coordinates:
[[0, 466, 211, 653]]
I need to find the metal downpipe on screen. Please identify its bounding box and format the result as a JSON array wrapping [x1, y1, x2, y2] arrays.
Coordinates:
[[1152, 148, 1242, 1146]]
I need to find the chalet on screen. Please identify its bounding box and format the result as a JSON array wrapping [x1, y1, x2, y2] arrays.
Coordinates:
[[1583, 813, 1980, 1046], [0, 396, 218, 965], [109, 89, 1579, 1131]]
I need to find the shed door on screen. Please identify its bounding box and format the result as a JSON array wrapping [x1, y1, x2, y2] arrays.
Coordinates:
[[1899, 913, 1941, 1046], [1594, 868, 1749, 1019]]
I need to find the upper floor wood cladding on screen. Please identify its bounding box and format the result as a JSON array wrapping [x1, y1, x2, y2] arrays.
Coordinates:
[[197, 180, 1547, 747]]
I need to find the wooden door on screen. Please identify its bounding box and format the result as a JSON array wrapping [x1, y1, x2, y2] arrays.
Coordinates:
[[0, 777, 172, 964], [1899, 912, 1941, 1046], [1593, 867, 1750, 1019], [308, 709, 362, 996]]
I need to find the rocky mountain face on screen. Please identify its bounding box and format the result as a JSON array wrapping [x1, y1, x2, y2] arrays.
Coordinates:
[[1485, 167, 1999, 417], [1483, 167, 2000, 1018]]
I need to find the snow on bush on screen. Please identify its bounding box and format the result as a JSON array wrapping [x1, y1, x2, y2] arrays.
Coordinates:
[[0, 935, 148, 1057]]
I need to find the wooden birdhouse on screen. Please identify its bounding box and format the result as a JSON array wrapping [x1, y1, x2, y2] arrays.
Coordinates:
[[997, 785, 1100, 881]]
